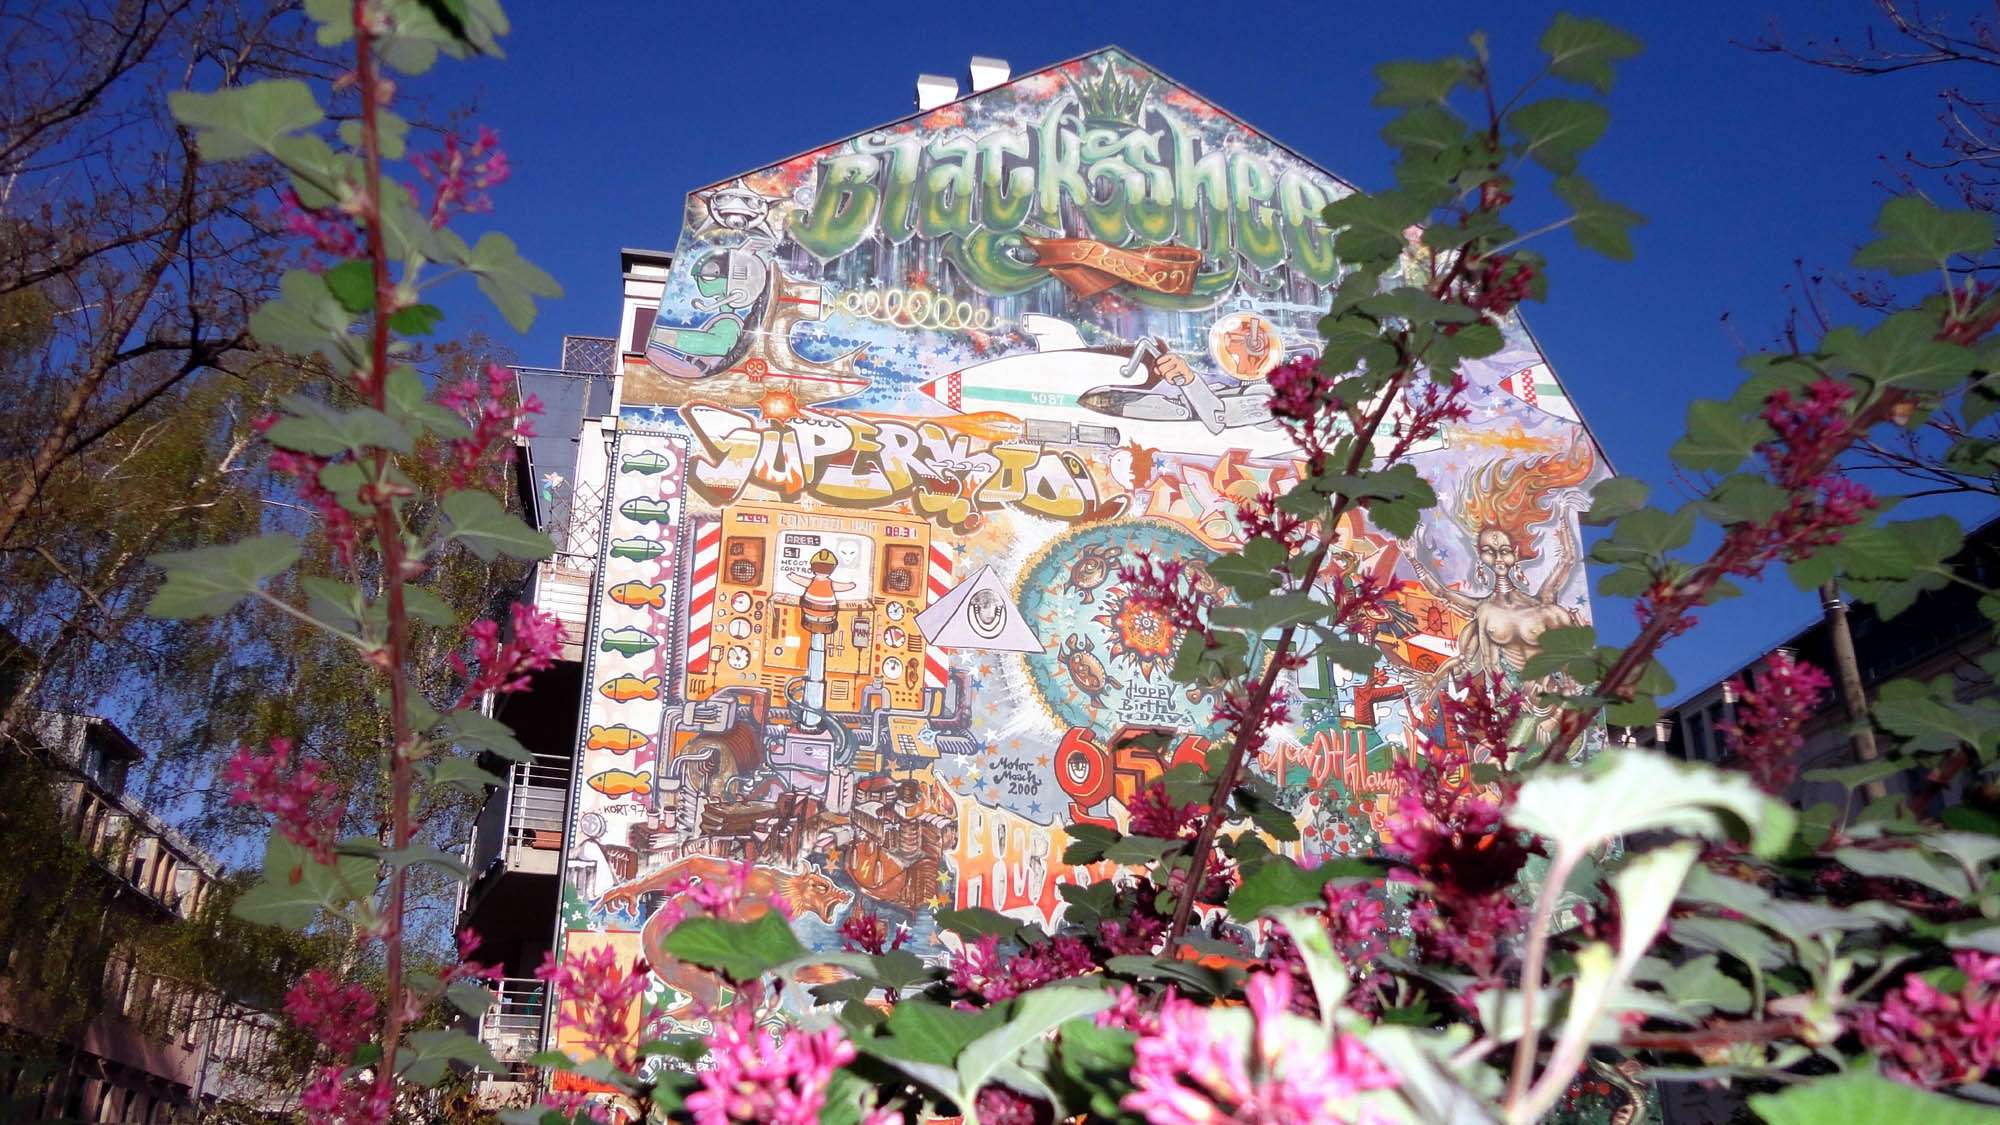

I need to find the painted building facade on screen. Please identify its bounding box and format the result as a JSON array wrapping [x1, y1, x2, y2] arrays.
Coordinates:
[[539, 48, 1608, 1045]]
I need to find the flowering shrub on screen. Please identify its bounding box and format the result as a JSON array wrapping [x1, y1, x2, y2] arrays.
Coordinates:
[[151, 4, 2000, 1125]]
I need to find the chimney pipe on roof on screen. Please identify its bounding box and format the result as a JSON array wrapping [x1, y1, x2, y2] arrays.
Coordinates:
[[916, 74, 958, 111], [969, 56, 1010, 92]]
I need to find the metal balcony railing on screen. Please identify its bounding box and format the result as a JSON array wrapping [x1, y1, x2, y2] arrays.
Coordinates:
[[506, 754, 569, 851], [479, 978, 549, 1064]]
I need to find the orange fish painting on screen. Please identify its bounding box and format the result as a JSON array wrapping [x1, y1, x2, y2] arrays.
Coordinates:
[[599, 675, 661, 702], [609, 581, 668, 609], [587, 769, 652, 798], [586, 724, 651, 753]]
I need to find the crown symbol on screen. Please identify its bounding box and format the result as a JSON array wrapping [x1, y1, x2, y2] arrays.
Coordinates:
[[1066, 57, 1152, 131]]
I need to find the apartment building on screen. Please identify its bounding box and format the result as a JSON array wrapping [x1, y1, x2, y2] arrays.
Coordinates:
[[0, 712, 281, 1121]]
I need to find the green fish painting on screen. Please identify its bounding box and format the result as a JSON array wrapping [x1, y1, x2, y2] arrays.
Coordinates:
[[621, 450, 671, 475], [619, 497, 673, 524], [610, 536, 665, 561], [600, 626, 660, 657]]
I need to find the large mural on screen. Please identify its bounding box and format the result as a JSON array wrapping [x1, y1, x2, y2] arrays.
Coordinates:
[[556, 48, 1608, 1036]]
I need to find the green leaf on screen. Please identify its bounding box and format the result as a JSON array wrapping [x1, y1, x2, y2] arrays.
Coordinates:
[[1207, 537, 1287, 599], [234, 835, 376, 929], [147, 534, 301, 619], [429, 756, 504, 795], [250, 270, 361, 365], [266, 394, 413, 457], [1508, 99, 1609, 173], [446, 980, 495, 1018], [1834, 844, 1973, 899], [441, 489, 555, 561], [323, 260, 376, 314], [402, 585, 459, 627], [1208, 591, 1331, 636], [661, 913, 807, 981], [1227, 857, 1377, 921], [438, 709, 529, 762], [869, 998, 1010, 1068], [1052, 1019, 1139, 1120], [1660, 954, 1752, 1017], [1321, 191, 1429, 263], [379, 844, 472, 880], [1581, 476, 1647, 526], [169, 80, 324, 161], [1589, 506, 1695, 568], [1271, 909, 1348, 1022], [954, 986, 1111, 1113], [388, 302, 446, 336], [1518, 623, 1598, 681], [933, 907, 1029, 942], [1554, 175, 1644, 260], [384, 365, 473, 440], [1751, 1066, 2000, 1125], [1670, 400, 1772, 473], [1852, 196, 1997, 275], [461, 232, 562, 332], [1508, 749, 1796, 858], [337, 108, 408, 158], [1373, 56, 1473, 107], [1104, 955, 1242, 998], [1834, 311, 1977, 393], [1540, 13, 1643, 92], [397, 1028, 500, 1088]]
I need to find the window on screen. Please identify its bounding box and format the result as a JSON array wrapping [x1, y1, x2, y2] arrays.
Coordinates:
[[626, 305, 657, 354], [80, 733, 131, 797]]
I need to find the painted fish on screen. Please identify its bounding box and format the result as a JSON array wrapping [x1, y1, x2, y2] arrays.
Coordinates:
[[587, 768, 652, 797], [586, 724, 650, 754], [599, 674, 661, 702], [621, 449, 671, 475], [608, 581, 667, 609], [610, 536, 666, 561], [600, 626, 660, 656], [620, 497, 673, 524]]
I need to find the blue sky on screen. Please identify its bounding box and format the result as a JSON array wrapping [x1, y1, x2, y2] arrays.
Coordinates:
[[426, 0, 1994, 695]]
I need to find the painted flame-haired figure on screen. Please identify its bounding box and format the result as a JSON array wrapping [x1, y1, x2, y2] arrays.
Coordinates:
[[1404, 436, 1596, 744]]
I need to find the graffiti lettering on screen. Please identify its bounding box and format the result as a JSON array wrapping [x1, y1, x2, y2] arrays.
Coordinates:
[[1053, 725, 1209, 830], [684, 405, 1102, 529], [790, 95, 1343, 291]]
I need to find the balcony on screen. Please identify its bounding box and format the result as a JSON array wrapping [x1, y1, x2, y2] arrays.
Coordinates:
[[478, 978, 548, 1067], [470, 752, 570, 880]]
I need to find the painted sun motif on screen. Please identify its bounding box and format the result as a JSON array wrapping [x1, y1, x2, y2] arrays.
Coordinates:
[[1096, 589, 1179, 682]]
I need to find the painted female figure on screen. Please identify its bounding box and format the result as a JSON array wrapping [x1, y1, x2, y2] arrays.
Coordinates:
[[1402, 437, 1596, 744]]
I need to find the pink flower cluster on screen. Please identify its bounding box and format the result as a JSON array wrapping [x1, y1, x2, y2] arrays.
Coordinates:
[[1128, 780, 1205, 840], [412, 125, 511, 229], [1116, 553, 1216, 640], [223, 737, 345, 863], [1853, 951, 2000, 1088], [437, 361, 542, 490], [838, 909, 908, 956], [1463, 254, 1537, 318], [535, 944, 649, 1071], [1719, 650, 1831, 794], [300, 1066, 391, 1125], [1382, 739, 1533, 980], [639, 859, 766, 937], [1124, 970, 1396, 1124], [949, 933, 1097, 1004], [278, 186, 361, 261], [1384, 373, 1472, 462], [1266, 356, 1348, 470], [685, 1002, 856, 1125], [1734, 378, 1877, 573], [975, 1083, 1057, 1125], [1439, 672, 1528, 771], [262, 433, 362, 565], [284, 968, 378, 1058], [1260, 880, 1387, 1017], [451, 602, 567, 706]]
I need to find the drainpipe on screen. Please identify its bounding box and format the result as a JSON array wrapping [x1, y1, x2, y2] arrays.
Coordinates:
[[1820, 581, 1888, 803]]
